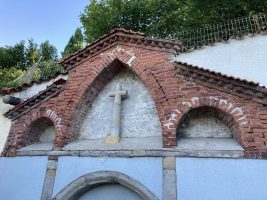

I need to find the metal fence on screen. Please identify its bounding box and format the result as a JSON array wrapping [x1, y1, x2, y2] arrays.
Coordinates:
[[175, 13, 267, 52]]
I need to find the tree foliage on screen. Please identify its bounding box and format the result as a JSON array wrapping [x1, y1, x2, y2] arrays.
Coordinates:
[[61, 28, 84, 58], [0, 41, 27, 70], [80, 0, 267, 43], [0, 67, 24, 88], [39, 40, 58, 61], [0, 39, 58, 70]]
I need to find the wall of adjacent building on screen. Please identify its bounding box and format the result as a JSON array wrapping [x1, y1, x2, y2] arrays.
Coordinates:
[[175, 34, 267, 87], [0, 75, 68, 153]]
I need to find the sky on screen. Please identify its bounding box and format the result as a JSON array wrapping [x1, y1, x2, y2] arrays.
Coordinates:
[[0, 0, 88, 54]]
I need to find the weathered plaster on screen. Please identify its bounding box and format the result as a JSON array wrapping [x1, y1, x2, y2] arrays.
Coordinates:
[[176, 35, 267, 87], [80, 70, 162, 139], [178, 115, 232, 138], [39, 126, 56, 143]]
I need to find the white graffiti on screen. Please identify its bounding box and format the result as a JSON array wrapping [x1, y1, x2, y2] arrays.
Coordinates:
[[163, 96, 248, 130], [46, 109, 62, 128], [100, 45, 136, 67], [163, 109, 181, 129]]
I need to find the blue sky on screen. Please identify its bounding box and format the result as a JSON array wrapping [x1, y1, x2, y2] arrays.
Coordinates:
[[0, 0, 88, 54]]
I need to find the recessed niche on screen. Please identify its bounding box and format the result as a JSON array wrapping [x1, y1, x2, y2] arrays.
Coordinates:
[[20, 117, 56, 151], [176, 107, 243, 152]]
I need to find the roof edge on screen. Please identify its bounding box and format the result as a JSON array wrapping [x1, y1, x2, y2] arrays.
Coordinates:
[[59, 28, 182, 70], [175, 61, 267, 105]]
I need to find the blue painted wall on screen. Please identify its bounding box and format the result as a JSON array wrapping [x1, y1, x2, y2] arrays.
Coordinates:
[[0, 157, 48, 200], [53, 157, 162, 199], [176, 158, 267, 200]]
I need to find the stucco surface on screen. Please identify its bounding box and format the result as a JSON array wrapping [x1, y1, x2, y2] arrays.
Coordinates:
[[176, 157, 267, 200], [39, 126, 56, 143], [0, 156, 48, 200], [80, 70, 162, 139], [53, 157, 162, 199], [176, 35, 267, 87], [0, 96, 14, 153]]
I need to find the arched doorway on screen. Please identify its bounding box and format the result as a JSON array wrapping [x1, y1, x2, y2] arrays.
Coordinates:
[[53, 171, 158, 200]]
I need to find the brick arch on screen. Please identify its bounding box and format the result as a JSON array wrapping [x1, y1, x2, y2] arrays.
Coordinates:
[[56, 46, 166, 148], [162, 96, 248, 147], [3, 108, 63, 156]]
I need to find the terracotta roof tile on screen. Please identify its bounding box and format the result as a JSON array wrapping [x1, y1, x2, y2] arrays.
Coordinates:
[[59, 28, 182, 70]]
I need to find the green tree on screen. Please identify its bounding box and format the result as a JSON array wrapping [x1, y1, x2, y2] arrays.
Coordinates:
[[26, 39, 39, 67], [80, 0, 267, 43], [0, 41, 27, 70], [39, 40, 58, 61], [62, 28, 84, 58]]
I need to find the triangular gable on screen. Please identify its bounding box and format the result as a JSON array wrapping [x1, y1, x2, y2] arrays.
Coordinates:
[[59, 28, 182, 70]]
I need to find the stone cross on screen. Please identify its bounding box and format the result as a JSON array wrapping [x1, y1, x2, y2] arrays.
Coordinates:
[[105, 83, 128, 144]]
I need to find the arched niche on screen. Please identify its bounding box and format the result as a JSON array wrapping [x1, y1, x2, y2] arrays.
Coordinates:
[[53, 171, 158, 200], [20, 117, 56, 151], [176, 106, 243, 151], [65, 60, 162, 150]]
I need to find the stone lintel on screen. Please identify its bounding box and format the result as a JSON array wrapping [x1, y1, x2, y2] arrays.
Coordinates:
[[16, 149, 244, 158]]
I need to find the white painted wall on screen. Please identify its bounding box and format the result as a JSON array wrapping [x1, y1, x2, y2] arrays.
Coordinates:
[[79, 184, 144, 200], [53, 157, 162, 199], [0, 96, 13, 152], [176, 157, 267, 200], [80, 70, 162, 139], [0, 156, 48, 200], [176, 35, 267, 87], [0, 75, 68, 153]]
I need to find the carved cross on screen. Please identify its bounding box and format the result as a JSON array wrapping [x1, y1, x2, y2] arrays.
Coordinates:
[[105, 83, 128, 144]]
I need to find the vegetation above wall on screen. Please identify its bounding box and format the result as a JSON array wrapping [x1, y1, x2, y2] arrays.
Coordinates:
[[0, 61, 66, 89], [80, 0, 267, 43]]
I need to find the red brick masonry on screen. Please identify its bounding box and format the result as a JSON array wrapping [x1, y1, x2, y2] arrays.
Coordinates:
[[3, 29, 267, 158]]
